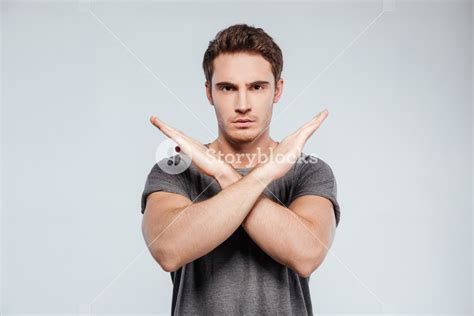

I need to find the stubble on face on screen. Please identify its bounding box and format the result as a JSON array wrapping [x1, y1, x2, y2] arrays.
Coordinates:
[[209, 52, 278, 147]]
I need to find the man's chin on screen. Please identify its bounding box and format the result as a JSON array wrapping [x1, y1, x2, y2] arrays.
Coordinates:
[[229, 131, 260, 144]]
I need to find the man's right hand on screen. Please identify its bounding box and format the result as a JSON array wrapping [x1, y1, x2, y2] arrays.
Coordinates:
[[150, 115, 234, 181]]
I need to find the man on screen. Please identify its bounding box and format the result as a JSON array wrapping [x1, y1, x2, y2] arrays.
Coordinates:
[[141, 24, 340, 315]]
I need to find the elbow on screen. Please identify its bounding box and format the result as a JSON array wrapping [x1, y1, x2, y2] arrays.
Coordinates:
[[159, 258, 179, 273], [295, 262, 318, 278], [142, 219, 183, 273], [293, 264, 316, 278], [150, 244, 181, 273], [293, 247, 327, 278]]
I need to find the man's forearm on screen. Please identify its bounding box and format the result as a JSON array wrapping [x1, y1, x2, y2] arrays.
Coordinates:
[[216, 168, 320, 276], [156, 166, 273, 271]]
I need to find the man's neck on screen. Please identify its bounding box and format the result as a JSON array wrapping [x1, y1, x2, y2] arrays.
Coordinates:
[[208, 135, 279, 169]]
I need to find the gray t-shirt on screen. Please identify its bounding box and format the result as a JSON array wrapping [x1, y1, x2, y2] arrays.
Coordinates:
[[141, 149, 340, 315]]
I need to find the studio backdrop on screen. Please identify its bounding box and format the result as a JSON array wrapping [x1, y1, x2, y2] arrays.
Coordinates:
[[2, 0, 472, 314]]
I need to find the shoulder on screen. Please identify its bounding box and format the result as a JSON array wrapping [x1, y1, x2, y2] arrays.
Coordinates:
[[291, 152, 340, 226], [294, 152, 335, 179], [148, 154, 194, 179]]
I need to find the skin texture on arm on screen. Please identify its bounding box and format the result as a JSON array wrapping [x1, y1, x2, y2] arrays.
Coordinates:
[[143, 109, 332, 277], [141, 164, 273, 273], [216, 168, 336, 278]]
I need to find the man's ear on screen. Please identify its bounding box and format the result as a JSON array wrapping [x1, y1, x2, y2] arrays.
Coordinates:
[[205, 81, 214, 106], [273, 78, 284, 103]]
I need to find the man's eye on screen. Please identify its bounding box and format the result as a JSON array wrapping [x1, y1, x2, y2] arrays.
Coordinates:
[[253, 85, 264, 91], [220, 86, 233, 92]]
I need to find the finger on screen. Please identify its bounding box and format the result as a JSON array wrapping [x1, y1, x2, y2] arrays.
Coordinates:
[[150, 116, 210, 158], [150, 115, 170, 131], [306, 109, 328, 127], [150, 115, 179, 137], [150, 116, 198, 159], [299, 109, 329, 139], [294, 109, 326, 134], [150, 115, 183, 143], [155, 116, 191, 141]]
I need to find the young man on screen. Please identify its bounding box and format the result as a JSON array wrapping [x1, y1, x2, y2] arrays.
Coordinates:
[[141, 24, 340, 315]]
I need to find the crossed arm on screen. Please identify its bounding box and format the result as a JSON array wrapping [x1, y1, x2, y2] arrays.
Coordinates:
[[218, 167, 336, 277], [142, 110, 336, 277], [142, 160, 336, 278]]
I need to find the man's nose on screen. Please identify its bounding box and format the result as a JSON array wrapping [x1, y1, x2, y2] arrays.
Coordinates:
[[235, 91, 251, 113]]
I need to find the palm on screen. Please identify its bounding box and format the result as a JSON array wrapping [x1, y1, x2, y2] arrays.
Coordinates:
[[265, 109, 328, 180], [150, 116, 227, 178]]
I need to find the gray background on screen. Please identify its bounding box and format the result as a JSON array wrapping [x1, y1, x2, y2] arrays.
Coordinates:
[[1, 0, 472, 314]]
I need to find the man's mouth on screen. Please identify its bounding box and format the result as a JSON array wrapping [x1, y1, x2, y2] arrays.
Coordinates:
[[234, 119, 253, 123], [233, 118, 255, 128]]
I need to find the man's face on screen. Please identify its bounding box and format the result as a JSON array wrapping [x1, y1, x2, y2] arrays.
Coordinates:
[[206, 52, 284, 144]]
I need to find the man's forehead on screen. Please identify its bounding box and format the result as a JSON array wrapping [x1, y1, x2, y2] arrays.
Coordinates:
[[212, 52, 273, 83], [213, 78, 272, 85]]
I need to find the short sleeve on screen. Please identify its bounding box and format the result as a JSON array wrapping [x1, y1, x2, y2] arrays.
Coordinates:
[[140, 158, 191, 214], [290, 155, 341, 227]]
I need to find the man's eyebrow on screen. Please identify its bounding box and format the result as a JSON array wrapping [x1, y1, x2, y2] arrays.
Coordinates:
[[214, 80, 271, 88]]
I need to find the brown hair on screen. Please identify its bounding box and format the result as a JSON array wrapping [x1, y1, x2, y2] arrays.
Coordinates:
[[202, 24, 283, 86]]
